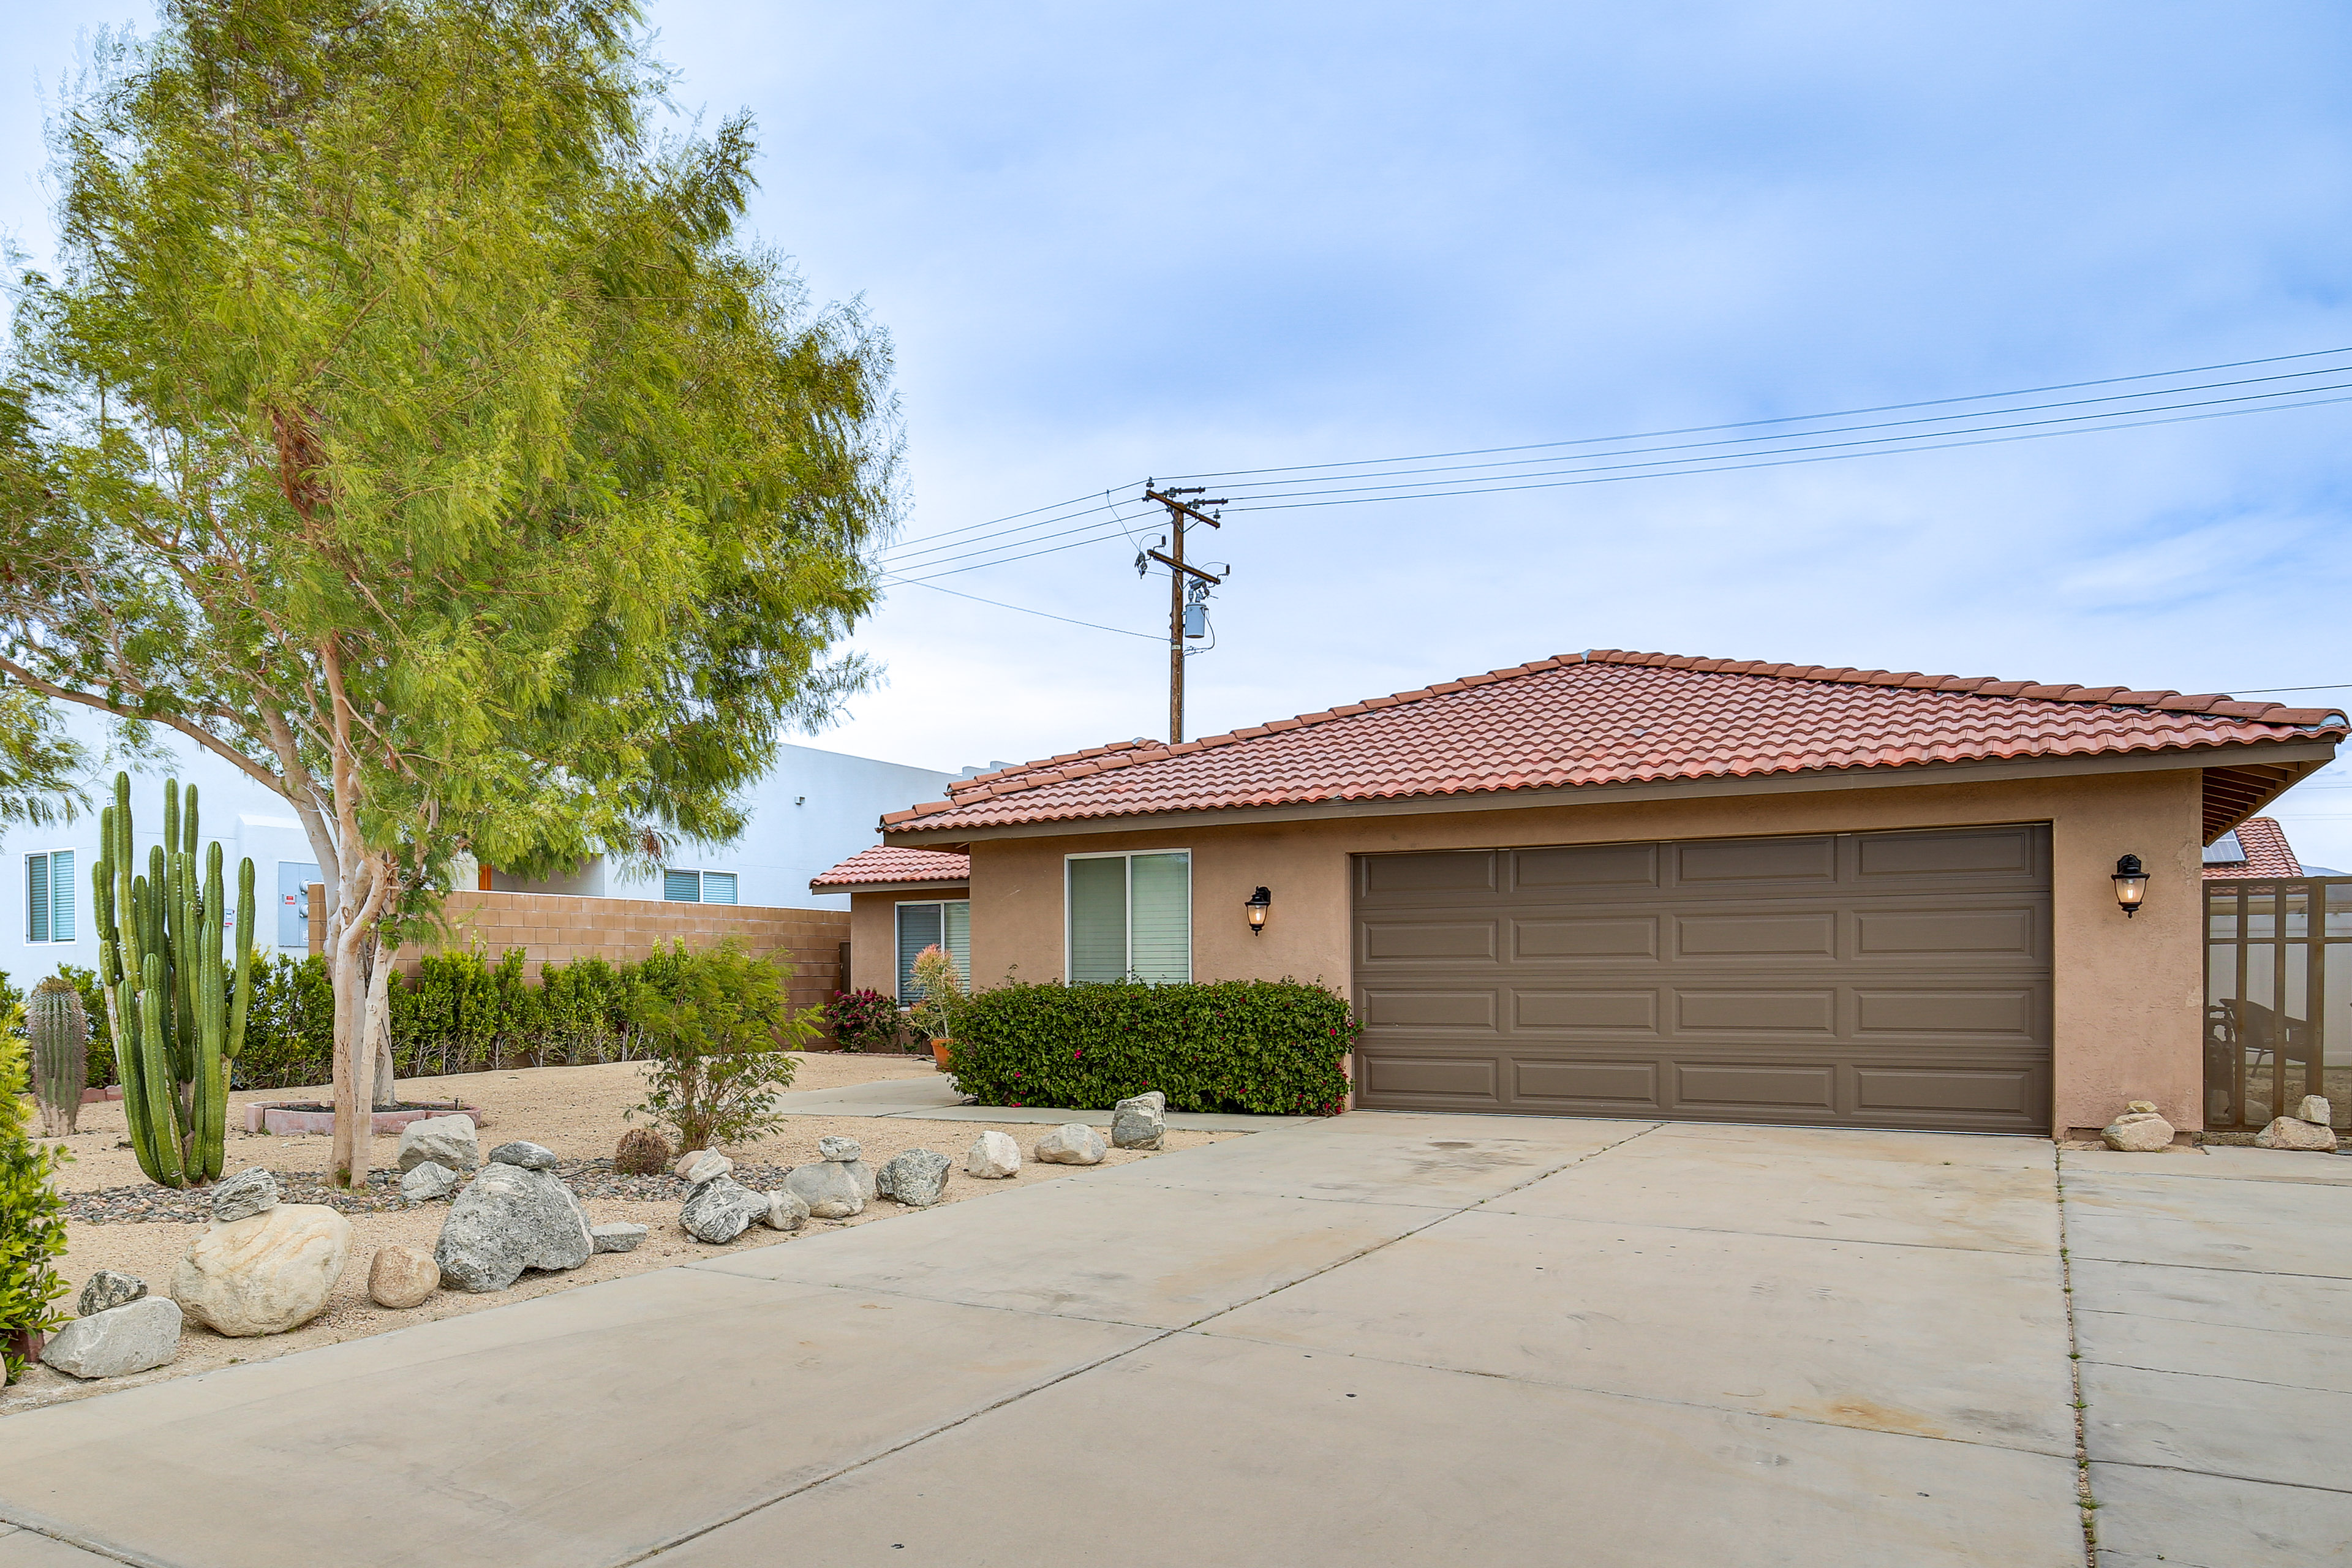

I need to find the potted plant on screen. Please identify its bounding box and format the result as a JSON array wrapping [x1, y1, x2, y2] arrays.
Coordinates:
[[907, 944, 966, 1069]]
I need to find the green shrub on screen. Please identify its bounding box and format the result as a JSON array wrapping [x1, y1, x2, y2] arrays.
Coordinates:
[[235, 954, 337, 1090], [946, 979, 1357, 1115], [625, 941, 814, 1149], [0, 1006, 72, 1382]]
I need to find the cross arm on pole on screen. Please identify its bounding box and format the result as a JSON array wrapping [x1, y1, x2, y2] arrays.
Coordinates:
[[1145, 549, 1223, 584]]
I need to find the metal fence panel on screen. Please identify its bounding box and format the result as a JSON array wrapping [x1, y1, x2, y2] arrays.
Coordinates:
[[2206, 876, 2352, 1131]]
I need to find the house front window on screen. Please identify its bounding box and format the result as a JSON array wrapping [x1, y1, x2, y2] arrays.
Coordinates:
[[1065, 850, 1190, 984], [662, 869, 738, 904], [24, 849, 76, 944], [896, 899, 971, 1001]]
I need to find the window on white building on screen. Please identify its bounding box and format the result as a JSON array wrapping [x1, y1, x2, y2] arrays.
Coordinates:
[[1065, 850, 1189, 984], [895, 899, 970, 1001], [662, 869, 738, 905], [25, 849, 76, 944]]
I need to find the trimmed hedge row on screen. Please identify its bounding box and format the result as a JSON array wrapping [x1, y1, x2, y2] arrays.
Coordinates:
[[944, 979, 1357, 1116]]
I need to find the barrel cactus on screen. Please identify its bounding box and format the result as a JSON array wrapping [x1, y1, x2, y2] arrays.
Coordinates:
[[613, 1126, 674, 1175], [26, 979, 88, 1138]]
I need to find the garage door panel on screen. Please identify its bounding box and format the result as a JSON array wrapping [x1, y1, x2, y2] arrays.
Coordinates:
[[1355, 824, 2051, 1132], [1856, 826, 2037, 880], [1512, 916, 1658, 960], [1855, 987, 2040, 1038], [1854, 907, 2038, 958], [1675, 912, 1838, 958], [1512, 989, 1659, 1032], [1512, 842, 1659, 889], [1362, 920, 1498, 962], [1675, 1062, 1839, 1111], [1512, 1058, 1660, 1109], [1674, 835, 1838, 884], [1360, 989, 1498, 1031]]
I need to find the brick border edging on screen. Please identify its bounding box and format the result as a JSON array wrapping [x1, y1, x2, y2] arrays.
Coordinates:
[[244, 1102, 486, 1137]]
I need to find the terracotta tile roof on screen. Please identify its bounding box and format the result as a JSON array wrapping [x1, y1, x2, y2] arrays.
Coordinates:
[[2201, 817, 2304, 880], [810, 845, 971, 889], [882, 648, 2348, 835]]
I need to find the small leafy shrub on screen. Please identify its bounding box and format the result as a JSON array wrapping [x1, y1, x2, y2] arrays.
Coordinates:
[[0, 1005, 72, 1382], [947, 979, 1357, 1115], [907, 945, 967, 1043], [235, 954, 337, 1090], [612, 1126, 674, 1175], [824, 988, 904, 1052], [625, 941, 815, 1150]]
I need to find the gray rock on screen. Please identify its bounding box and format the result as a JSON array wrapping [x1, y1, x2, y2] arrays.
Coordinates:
[[816, 1135, 864, 1162], [41, 1296, 181, 1379], [2297, 1095, 2334, 1125], [966, 1130, 1021, 1178], [842, 1158, 879, 1203], [680, 1176, 772, 1244], [2101, 1111, 2174, 1153], [679, 1151, 734, 1186], [784, 1159, 866, 1219], [877, 1149, 952, 1207], [1112, 1093, 1166, 1151], [434, 1162, 594, 1292], [396, 1115, 480, 1172], [2255, 1115, 2340, 1152], [1034, 1123, 1109, 1165], [399, 1161, 459, 1202], [209, 1166, 280, 1223], [77, 1269, 147, 1317], [487, 1140, 560, 1171], [591, 1222, 649, 1254], [764, 1190, 810, 1231]]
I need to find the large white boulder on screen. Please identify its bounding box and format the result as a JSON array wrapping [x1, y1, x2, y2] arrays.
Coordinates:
[[173, 1204, 353, 1337], [2256, 1116, 2340, 1152], [42, 1297, 183, 1379], [966, 1131, 1021, 1179], [397, 1115, 480, 1173], [434, 1163, 594, 1292], [1035, 1123, 1108, 1166], [784, 1160, 865, 1219]]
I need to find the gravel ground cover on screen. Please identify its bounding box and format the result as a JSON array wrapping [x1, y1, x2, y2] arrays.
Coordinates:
[[6, 1054, 1237, 1416]]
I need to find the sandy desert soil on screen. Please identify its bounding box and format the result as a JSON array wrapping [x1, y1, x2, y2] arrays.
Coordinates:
[[4, 1054, 1234, 1415]]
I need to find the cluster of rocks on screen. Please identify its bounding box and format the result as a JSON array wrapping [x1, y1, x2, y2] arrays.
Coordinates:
[[2101, 1101, 2177, 1152], [2255, 1096, 2340, 1152], [434, 1141, 593, 1292], [396, 1113, 481, 1203], [40, 1270, 179, 1381], [174, 1168, 353, 1338]]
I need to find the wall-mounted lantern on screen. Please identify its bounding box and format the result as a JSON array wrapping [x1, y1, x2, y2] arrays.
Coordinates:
[[1245, 886, 1272, 935], [2113, 854, 2149, 918]]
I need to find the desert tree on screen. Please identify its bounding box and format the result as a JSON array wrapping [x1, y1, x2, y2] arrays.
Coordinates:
[[0, 0, 897, 1184]]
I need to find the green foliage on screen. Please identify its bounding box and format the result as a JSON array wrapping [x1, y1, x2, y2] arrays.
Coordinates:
[[0, 682, 86, 829], [625, 941, 811, 1150], [823, 988, 904, 1052], [92, 774, 257, 1187], [907, 944, 967, 1042], [947, 981, 1358, 1116], [235, 956, 339, 1090], [0, 1013, 72, 1383]]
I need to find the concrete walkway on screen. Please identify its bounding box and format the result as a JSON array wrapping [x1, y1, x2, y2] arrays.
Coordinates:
[[0, 1116, 2341, 1566]]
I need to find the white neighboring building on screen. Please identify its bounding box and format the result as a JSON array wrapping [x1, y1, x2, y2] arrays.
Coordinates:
[[2, 709, 959, 989]]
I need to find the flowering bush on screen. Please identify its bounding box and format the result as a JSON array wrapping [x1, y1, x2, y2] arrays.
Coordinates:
[[946, 979, 1355, 1115], [824, 988, 905, 1053]]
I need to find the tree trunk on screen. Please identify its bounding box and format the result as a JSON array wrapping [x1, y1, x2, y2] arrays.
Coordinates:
[[365, 924, 397, 1108]]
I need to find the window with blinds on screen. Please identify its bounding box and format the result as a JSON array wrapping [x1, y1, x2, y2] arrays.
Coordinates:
[[1065, 851, 1189, 984], [25, 850, 75, 944], [662, 869, 737, 903], [896, 900, 970, 1001]]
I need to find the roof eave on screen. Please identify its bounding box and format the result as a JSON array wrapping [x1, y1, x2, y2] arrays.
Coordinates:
[[882, 737, 2341, 845]]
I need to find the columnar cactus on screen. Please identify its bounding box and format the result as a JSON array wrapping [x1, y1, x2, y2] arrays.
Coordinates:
[[25, 979, 88, 1139], [90, 774, 257, 1188]]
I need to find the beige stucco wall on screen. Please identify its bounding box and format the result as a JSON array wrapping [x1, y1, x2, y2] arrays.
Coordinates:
[[846, 886, 971, 997], [957, 768, 2206, 1139]]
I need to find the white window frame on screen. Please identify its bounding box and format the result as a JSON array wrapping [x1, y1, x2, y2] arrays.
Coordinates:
[[894, 897, 971, 1001], [1062, 848, 1193, 984], [661, 868, 739, 905], [24, 846, 78, 945]]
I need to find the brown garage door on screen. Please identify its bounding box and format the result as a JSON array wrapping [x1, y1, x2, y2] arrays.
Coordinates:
[[1352, 824, 2052, 1133]]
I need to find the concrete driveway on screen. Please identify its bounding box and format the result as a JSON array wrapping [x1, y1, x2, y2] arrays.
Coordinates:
[[1, 1115, 2342, 1567]]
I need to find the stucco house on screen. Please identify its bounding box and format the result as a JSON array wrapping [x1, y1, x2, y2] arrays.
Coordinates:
[[842, 647, 2346, 1141]]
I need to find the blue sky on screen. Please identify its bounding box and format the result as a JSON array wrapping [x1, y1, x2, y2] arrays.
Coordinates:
[[7, 1, 2352, 863]]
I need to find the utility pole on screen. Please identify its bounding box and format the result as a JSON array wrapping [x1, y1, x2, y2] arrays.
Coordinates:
[[1142, 484, 1226, 742]]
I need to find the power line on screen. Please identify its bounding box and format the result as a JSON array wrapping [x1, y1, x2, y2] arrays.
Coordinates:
[[878, 576, 1160, 640], [2232, 682, 2352, 694], [1158, 343, 2352, 482], [876, 488, 1126, 556]]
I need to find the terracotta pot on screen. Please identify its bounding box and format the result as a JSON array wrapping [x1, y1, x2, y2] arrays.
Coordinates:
[[930, 1039, 952, 1069], [6, 1327, 44, 1378]]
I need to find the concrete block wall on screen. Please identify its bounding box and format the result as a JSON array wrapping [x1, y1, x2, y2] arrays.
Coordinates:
[[393, 891, 852, 1012]]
